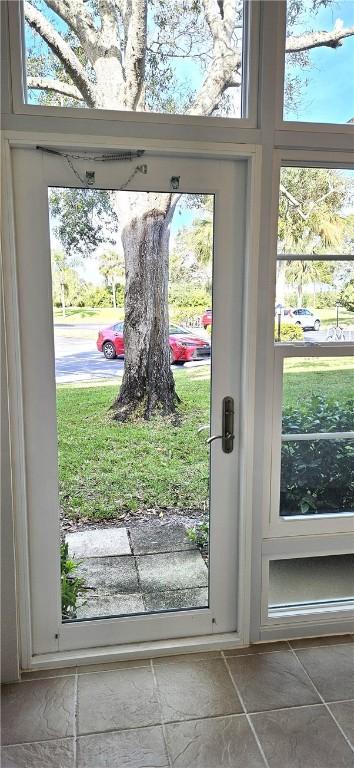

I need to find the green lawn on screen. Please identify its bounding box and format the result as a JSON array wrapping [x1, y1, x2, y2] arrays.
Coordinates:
[[283, 356, 354, 409], [316, 307, 353, 327], [57, 358, 353, 521], [54, 307, 123, 324], [57, 369, 210, 520]]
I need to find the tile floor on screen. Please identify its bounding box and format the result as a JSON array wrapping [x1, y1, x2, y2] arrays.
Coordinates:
[[2, 636, 354, 767]]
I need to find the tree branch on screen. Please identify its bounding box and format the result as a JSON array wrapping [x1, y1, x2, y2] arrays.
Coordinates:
[[280, 184, 336, 221], [24, 1, 96, 107], [124, 0, 147, 110], [26, 76, 84, 100], [286, 23, 354, 52], [44, 0, 98, 60], [188, 0, 241, 115], [280, 184, 307, 220], [87, 0, 124, 109]]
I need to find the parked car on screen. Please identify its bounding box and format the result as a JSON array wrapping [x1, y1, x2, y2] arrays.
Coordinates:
[[201, 308, 212, 328], [290, 308, 321, 331], [96, 322, 211, 364], [275, 306, 320, 331]]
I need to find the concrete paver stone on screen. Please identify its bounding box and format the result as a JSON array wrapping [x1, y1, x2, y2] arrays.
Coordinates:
[[67, 528, 131, 558]]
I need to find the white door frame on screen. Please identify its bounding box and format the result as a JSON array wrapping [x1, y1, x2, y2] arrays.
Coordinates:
[[2, 136, 261, 669]]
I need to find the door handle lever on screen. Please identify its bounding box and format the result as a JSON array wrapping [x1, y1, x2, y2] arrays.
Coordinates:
[[207, 433, 222, 444], [207, 397, 235, 453]]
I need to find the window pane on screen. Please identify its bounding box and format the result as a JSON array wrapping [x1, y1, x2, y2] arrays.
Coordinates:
[[49, 186, 212, 621], [280, 437, 354, 516], [284, 0, 354, 124], [24, 0, 246, 119], [280, 355, 354, 517], [275, 167, 354, 343], [282, 356, 354, 434], [275, 271, 354, 342], [269, 554, 354, 609]]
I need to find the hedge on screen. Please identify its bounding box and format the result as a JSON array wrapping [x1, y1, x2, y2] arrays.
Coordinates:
[[274, 322, 304, 341], [280, 396, 354, 516]]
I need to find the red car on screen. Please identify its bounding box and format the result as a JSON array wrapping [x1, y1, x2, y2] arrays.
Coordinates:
[[201, 308, 212, 329], [96, 322, 211, 364]]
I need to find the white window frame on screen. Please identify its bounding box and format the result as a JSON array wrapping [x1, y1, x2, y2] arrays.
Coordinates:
[[7, 0, 260, 130], [260, 535, 354, 629], [269, 344, 354, 538], [248, 151, 354, 641], [263, 155, 354, 540]]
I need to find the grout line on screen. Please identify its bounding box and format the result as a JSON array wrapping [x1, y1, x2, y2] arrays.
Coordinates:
[[127, 528, 146, 608], [3, 737, 75, 749], [75, 547, 197, 561], [289, 646, 354, 755], [221, 652, 271, 768], [73, 668, 78, 768], [150, 659, 172, 768], [223, 647, 292, 659], [77, 662, 150, 676], [288, 640, 354, 651], [7, 700, 354, 751]]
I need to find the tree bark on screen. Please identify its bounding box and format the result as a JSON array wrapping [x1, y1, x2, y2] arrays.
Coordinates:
[[111, 201, 179, 421]]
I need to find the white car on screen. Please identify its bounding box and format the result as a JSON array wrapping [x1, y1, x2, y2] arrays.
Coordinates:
[[275, 307, 321, 331], [291, 308, 321, 331]]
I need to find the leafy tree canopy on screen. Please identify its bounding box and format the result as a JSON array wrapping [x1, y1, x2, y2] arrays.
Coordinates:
[[50, 187, 118, 258]]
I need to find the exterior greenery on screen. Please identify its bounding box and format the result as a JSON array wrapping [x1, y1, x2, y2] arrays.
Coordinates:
[[340, 280, 354, 312], [281, 397, 354, 516], [60, 542, 86, 619], [274, 322, 304, 341]]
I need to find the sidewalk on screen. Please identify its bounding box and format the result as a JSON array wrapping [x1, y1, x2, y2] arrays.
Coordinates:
[[66, 520, 208, 618]]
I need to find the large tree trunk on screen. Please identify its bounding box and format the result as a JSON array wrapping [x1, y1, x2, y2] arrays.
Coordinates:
[[111, 194, 179, 421]]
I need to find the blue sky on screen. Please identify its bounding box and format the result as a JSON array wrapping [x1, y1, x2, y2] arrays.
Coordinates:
[[284, 0, 354, 123]]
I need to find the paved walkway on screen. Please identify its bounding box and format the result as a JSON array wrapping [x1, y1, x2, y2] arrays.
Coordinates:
[[66, 520, 208, 619]]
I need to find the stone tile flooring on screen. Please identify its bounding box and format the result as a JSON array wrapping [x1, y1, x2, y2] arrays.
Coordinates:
[[2, 635, 354, 767], [67, 521, 208, 618]]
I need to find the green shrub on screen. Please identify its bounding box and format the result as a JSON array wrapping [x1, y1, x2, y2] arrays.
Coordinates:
[[169, 285, 210, 308], [60, 542, 86, 619], [170, 305, 206, 325], [339, 280, 354, 312], [274, 322, 304, 341], [82, 286, 112, 307], [286, 293, 310, 308], [313, 291, 339, 309], [284, 292, 339, 309], [185, 520, 209, 549], [281, 396, 354, 516]]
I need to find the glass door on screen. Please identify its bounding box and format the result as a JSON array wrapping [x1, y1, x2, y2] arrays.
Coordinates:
[[11, 148, 247, 655]]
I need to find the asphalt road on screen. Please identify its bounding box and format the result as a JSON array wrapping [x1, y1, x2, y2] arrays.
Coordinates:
[[54, 324, 211, 383], [54, 324, 336, 384]]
